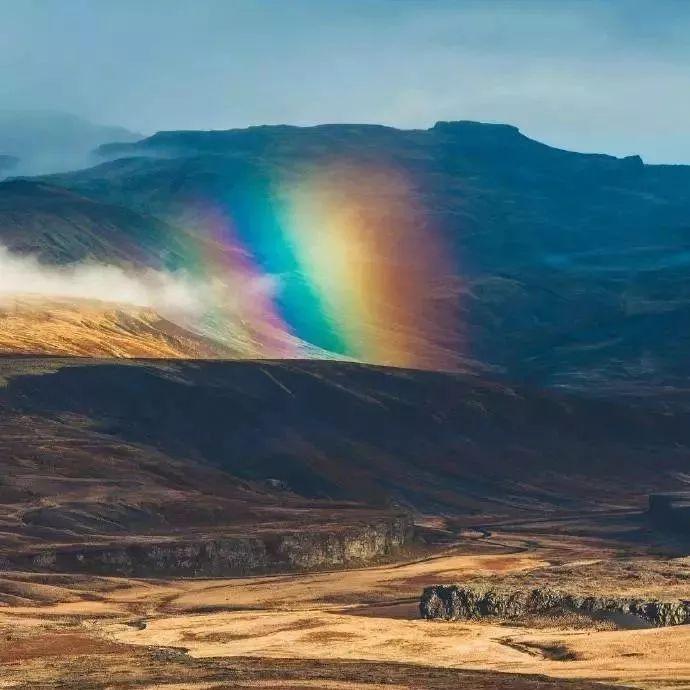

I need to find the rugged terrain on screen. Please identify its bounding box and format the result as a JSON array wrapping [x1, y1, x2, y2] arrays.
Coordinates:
[[37, 119, 690, 390], [421, 582, 690, 627], [0, 355, 689, 577], [1, 120, 690, 688], [0, 357, 430, 576], [0, 356, 688, 688]]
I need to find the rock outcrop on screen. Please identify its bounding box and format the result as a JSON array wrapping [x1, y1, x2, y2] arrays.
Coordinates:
[[420, 585, 690, 627], [649, 492, 690, 533], [23, 515, 413, 577]]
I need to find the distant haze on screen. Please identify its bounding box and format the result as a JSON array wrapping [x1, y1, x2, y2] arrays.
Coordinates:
[[0, 110, 139, 176], [1, 0, 690, 164]]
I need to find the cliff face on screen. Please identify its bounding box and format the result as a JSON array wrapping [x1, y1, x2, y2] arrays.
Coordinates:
[[274, 516, 413, 570], [22, 515, 413, 577], [420, 585, 690, 628]]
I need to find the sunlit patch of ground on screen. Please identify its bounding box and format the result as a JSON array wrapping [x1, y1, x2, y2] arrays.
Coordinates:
[[0, 295, 239, 359], [1, 529, 689, 689]]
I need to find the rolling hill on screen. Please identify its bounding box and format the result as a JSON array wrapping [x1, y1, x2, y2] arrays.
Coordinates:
[[0, 356, 688, 574]]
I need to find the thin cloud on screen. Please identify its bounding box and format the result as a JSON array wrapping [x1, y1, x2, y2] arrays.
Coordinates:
[[0, 245, 201, 314]]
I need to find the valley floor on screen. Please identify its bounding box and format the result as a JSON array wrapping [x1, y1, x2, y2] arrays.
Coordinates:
[[1, 514, 689, 689]]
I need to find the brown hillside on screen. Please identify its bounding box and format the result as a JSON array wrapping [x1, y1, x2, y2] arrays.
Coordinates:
[[0, 295, 237, 359]]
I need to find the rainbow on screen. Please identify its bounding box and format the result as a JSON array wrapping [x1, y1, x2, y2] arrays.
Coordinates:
[[174, 159, 460, 369]]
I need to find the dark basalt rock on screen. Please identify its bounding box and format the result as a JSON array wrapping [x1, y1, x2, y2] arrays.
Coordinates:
[[649, 492, 690, 533], [420, 585, 690, 627], [22, 514, 414, 577]]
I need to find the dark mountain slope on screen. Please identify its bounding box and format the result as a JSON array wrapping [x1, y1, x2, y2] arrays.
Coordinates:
[[40, 121, 690, 390], [0, 179, 191, 267], [4, 357, 689, 516]]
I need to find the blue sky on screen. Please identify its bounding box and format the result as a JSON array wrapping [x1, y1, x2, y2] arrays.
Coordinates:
[[2, 0, 689, 162]]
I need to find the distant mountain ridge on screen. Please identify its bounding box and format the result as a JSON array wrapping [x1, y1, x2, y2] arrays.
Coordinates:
[[0, 110, 141, 176], [27, 119, 690, 392]]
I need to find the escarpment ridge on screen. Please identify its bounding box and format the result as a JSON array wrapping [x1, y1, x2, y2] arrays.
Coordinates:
[[17, 514, 413, 577], [420, 584, 690, 627]]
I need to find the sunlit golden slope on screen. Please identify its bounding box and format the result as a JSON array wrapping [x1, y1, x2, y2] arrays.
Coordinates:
[[0, 295, 238, 359]]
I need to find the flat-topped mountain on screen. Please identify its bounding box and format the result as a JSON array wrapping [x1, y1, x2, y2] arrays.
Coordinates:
[[26, 120, 690, 389]]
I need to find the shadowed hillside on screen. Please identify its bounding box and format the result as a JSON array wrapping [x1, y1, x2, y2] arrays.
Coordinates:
[[31, 120, 690, 389], [0, 358, 690, 568], [0, 179, 190, 267]]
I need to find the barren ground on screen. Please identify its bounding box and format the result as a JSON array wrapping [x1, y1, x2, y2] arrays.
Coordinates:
[[1, 357, 689, 687], [1, 516, 689, 689]]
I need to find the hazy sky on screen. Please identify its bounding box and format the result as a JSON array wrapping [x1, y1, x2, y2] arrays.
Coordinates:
[[2, 0, 690, 163]]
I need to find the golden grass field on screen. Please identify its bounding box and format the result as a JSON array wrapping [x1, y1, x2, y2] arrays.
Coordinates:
[[0, 295, 237, 359], [1, 521, 689, 689]]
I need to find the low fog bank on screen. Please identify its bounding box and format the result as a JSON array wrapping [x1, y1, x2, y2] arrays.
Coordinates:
[[0, 244, 286, 328], [0, 245, 202, 316]]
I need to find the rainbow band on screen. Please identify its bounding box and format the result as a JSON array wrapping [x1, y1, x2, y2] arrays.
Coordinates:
[[176, 159, 458, 368]]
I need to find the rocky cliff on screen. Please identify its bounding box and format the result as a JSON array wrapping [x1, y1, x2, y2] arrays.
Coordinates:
[[20, 515, 413, 577], [420, 584, 690, 627]]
